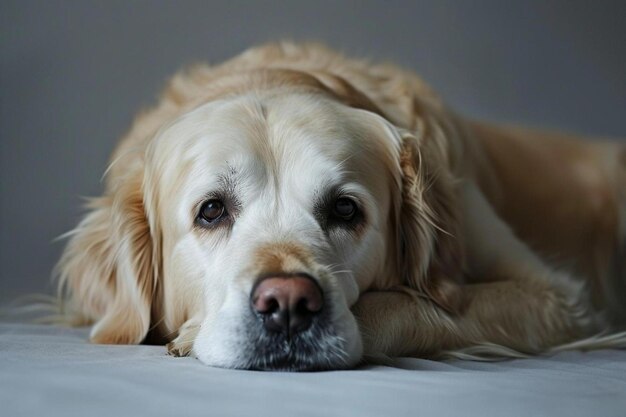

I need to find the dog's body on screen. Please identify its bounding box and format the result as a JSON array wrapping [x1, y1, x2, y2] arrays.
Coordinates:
[[58, 42, 626, 370]]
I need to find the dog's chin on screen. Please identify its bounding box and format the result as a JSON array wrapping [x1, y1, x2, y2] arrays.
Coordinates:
[[193, 308, 363, 371]]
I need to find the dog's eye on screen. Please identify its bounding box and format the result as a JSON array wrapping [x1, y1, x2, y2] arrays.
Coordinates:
[[198, 199, 226, 224], [333, 197, 357, 220]]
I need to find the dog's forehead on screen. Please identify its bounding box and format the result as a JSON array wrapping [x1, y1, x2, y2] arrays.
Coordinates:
[[211, 93, 365, 160], [153, 93, 394, 198]]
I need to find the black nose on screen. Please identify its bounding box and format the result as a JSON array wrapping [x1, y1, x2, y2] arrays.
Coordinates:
[[251, 275, 324, 337]]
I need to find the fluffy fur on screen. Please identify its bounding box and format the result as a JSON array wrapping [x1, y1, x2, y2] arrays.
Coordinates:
[[56, 42, 626, 370]]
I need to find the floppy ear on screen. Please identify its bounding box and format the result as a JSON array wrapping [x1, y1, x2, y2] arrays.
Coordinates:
[[57, 167, 158, 344], [398, 128, 466, 314]]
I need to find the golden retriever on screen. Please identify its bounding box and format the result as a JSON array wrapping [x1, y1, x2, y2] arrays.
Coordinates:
[[56, 42, 626, 370]]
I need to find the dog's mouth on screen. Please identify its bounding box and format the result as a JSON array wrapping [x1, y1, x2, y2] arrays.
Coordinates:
[[245, 307, 352, 371], [248, 339, 352, 371], [193, 305, 359, 371]]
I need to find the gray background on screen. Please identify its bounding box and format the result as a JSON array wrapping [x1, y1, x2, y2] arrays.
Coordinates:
[[1, 0, 625, 302]]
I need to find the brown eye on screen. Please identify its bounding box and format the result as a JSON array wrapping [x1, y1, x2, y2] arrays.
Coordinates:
[[199, 199, 226, 224], [333, 197, 357, 220]]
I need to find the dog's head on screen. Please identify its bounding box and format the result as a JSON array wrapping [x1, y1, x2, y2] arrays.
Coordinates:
[[58, 61, 464, 370]]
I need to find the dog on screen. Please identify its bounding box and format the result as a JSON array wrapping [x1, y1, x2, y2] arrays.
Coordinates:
[[56, 42, 626, 371]]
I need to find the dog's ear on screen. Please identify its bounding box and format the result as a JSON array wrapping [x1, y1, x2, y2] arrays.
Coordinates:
[[309, 70, 466, 313], [398, 128, 466, 315], [57, 166, 158, 344]]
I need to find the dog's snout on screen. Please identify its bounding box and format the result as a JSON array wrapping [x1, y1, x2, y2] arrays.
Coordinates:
[[251, 275, 323, 336]]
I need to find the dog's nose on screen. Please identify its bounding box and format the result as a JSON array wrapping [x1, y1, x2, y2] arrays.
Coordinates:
[[251, 275, 323, 336]]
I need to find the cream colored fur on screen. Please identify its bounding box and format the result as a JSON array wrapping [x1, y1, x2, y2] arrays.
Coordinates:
[[56, 42, 626, 369]]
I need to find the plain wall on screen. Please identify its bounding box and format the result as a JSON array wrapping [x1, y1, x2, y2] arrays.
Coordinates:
[[1, 0, 625, 301]]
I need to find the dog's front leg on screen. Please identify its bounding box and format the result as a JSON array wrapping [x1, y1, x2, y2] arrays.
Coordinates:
[[352, 288, 467, 359], [353, 181, 599, 359], [457, 181, 598, 348], [353, 277, 593, 360]]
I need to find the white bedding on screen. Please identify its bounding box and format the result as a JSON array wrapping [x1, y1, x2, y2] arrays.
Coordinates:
[[1, 322, 625, 417]]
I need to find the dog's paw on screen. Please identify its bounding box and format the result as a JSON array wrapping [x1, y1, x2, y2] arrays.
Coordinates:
[[166, 319, 200, 357], [166, 339, 193, 357]]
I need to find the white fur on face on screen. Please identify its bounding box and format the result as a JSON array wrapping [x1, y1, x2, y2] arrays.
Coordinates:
[[146, 92, 401, 370]]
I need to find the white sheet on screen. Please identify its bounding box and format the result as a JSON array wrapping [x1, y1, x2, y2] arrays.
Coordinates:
[[1, 322, 625, 417]]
